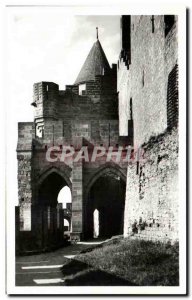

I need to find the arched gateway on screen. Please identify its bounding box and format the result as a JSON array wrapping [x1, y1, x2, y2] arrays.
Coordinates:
[[16, 35, 132, 253], [84, 166, 126, 239]]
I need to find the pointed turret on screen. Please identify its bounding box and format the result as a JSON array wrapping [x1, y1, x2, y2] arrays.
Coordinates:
[[74, 36, 111, 85]]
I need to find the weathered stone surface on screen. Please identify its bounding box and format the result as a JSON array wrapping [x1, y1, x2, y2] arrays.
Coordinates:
[[118, 16, 178, 147], [123, 129, 178, 242], [118, 15, 179, 243]]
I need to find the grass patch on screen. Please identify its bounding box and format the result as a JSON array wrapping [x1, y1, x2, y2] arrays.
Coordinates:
[[76, 238, 179, 286]]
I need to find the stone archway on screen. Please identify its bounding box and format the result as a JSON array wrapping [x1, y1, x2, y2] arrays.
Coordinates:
[[84, 165, 126, 239], [33, 166, 72, 206], [37, 172, 69, 208], [31, 168, 72, 249], [37, 166, 72, 190], [85, 164, 126, 195], [35, 167, 71, 206]]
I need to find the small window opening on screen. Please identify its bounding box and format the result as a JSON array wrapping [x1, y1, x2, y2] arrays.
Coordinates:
[[36, 123, 44, 138], [136, 161, 139, 175], [46, 85, 49, 100], [121, 16, 131, 65], [79, 83, 86, 96], [151, 15, 155, 33], [130, 98, 133, 120], [93, 209, 99, 238], [164, 15, 175, 37], [142, 70, 145, 87]]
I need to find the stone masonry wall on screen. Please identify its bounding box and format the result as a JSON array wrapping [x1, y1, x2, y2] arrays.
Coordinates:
[[17, 122, 34, 232], [17, 123, 34, 205], [118, 16, 179, 243], [124, 128, 178, 242], [32, 74, 119, 148], [33, 82, 59, 119], [71, 159, 83, 240], [118, 15, 178, 147], [117, 58, 130, 136]]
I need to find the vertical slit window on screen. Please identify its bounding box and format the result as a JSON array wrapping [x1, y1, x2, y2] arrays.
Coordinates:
[[151, 15, 155, 33], [130, 98, 133, 120], [46, 85, 49, 100], [121, 15, 131, 65], [142, 70, 145, 87], [164, 15, 175, 37]]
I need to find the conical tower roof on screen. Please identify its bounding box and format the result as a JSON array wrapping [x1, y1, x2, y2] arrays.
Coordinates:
[[74, 39, 111, 85]]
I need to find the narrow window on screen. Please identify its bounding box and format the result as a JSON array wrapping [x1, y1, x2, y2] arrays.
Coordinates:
[[37, 84, 39, 101], [121, 15, 131, 65], [93, 209, 99, 238], [79, 83, 86, 96], [142, 70, 145, 87], [35, 123, 44, 138], [151, 15, 155, 33], [164, 15, 175, 37], [130, 98, 133, 120], [46, 84, 49, 100], [136, 161, 139, 175], [62, 121, 65, 137], [128, 100, 134, 143]]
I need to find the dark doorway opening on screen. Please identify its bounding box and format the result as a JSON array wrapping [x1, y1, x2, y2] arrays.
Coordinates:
[[38, 172, 68, 208], [85, 173, 126, 239], [36, 171, 71, 249]]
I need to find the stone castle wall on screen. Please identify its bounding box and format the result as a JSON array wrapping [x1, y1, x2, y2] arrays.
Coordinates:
[[118, 15, 179, 242], [118, 15, 178, 147], [123, 128, 178, 242]]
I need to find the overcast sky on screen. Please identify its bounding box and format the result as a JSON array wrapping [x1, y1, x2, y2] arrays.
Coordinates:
[[6, 8, 121, 206], [7, 11, 120, 122]]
